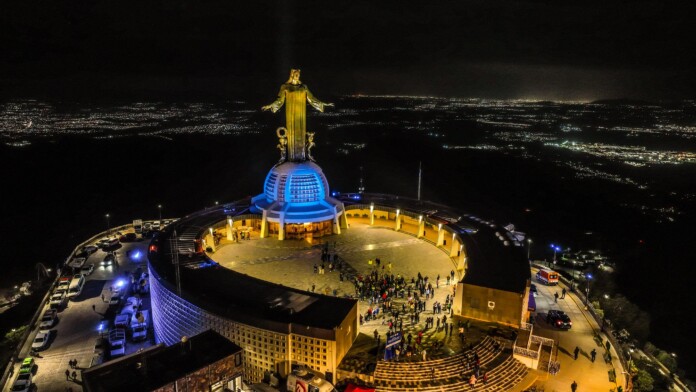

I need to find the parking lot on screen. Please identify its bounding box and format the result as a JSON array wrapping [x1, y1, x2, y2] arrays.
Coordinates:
[[3, 236, 153, 392]]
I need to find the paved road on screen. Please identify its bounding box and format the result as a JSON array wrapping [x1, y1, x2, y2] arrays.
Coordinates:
[[3, 239, 152, 392], [531, 267, 625, 392]]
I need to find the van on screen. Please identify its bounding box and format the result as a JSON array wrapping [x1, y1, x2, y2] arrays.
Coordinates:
[[536, 269, 559, 285]]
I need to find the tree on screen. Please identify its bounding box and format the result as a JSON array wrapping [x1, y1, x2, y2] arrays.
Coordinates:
[[643, 342, 657, 355], [655, 351, 677, 373], [633, 369, 654, 391], [4, 326, 27, 346]]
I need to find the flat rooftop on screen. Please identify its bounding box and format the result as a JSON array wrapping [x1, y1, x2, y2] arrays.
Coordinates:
[[82, 330, 242, 392]]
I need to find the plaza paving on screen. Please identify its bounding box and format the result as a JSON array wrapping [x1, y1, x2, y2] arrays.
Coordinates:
[[213, 222, 457, 300], [212, 223, 506, 362]]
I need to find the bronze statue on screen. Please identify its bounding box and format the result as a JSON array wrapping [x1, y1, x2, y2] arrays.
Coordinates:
[[262, 69, 333, 162], [276, 127, 288, 163], [306, 132, 316, 161]]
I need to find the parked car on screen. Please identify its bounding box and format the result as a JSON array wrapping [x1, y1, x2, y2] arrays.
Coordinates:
[[57, 276, 71, 289], [49, 291, 67, 309], [104, 237, 120, 248], [18, 357, 35, 374], [530, 283, 538, 297], [80, 263, 95, 276], [547, 310, 572, 329], [76, 245, 99, 257], [31, 331, 49, 350], [39, 309, 58, 330], [109, 329, 126, 357], [11, 372, 32, 392], [101, 253, 116, 267], [119, 232, 138, 242]]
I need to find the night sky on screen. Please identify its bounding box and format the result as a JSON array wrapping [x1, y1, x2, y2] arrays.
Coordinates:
[[2, 0, 695, 100]]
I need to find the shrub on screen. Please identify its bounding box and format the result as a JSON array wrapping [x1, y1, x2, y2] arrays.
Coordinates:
[[655, 351, 678, 373], [643, 342, 657, 355], [4, 326, 28, 346], [633, 369, 654, 391]]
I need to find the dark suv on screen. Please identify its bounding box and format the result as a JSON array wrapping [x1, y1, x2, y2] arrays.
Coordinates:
[[547, 310, 572, 329]]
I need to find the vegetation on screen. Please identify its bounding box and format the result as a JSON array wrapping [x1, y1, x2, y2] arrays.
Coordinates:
[[583, 267, 694, 390], [3, 326, 28, 346]]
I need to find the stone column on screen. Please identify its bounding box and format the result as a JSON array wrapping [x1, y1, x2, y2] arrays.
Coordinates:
[[226, 216, 233, 241], [339, 211, 348, 230], [436, 224, 445, 246], [449, 234, 458, 257], [278, 213, 286, 241], [333, 207, 342, 235], [260, 210, 269, 238], [394, 209, 402, 231], [369, 204, 375, 225], [417, 216, 425, 239]]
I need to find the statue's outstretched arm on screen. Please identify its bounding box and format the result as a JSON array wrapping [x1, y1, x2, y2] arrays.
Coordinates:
[[306, 88, 333, 112], [262, 87, 286, 112]]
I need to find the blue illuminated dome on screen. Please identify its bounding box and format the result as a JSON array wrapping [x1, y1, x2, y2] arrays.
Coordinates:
[[252, 161, 345, 226], [263, 161, 330, 205]]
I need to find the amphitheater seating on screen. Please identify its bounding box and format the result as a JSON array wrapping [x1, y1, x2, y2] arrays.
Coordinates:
[[372, 336, 528, 391]]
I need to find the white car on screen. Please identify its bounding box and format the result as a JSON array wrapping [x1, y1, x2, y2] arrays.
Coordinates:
[[80, 263, 95, 275], [11, 372, 32, 392], [50, 291, 67, 309], [40, 309, 57, 330], [152, 220, 161, 230], [109, 329, 126, 357], [31, 331, 49, 350]]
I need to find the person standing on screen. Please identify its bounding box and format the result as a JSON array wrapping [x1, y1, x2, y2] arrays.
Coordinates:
[[71, 370, 77, 381], [571, 380, 578, 392], [561, 287, 567, 299], [591, 348, 597, 362], [574, 346, 580, 360], [65, 369, 70, 380], [554, 292, 559, 303]]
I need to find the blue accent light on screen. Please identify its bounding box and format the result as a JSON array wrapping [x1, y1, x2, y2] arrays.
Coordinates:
[[116, 279, 125, 288], [131, 250, 142, 260]]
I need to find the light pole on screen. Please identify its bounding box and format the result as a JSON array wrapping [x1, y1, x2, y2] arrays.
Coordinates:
[[527, 238, 532, 261], [158, 204, 162, 221], [105, 213, 111, 236], [585, 273, 593, 306], [550, 244, 561, 264]]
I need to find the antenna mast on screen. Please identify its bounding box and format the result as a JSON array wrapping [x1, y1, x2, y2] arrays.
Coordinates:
[[171, 230, 182, 296], [417, 161, 422, 201]]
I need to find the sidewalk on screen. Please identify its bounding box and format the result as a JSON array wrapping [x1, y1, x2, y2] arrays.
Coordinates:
[[532, 266, 626, 392]]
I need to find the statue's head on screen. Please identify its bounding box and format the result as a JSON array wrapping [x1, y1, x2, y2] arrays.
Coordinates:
[[287, 69, 301, 84]]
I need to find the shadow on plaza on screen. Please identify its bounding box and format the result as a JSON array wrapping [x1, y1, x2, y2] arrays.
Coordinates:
[[69, 280, 107, 303]]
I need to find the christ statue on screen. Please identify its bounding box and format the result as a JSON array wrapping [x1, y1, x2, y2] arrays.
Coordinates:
[[262, 69, 333, 162]]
